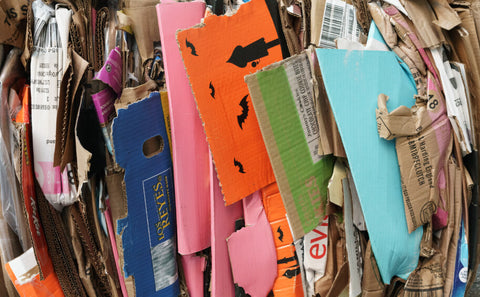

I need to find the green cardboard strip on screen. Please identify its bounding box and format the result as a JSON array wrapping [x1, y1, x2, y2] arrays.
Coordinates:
[[246, 53, 334, 240]]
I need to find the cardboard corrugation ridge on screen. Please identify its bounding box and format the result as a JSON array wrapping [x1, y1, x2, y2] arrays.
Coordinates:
[[35, 181, 87, 297]]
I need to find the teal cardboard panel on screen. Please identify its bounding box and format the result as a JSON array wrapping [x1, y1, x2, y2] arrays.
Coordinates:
[[316, 49, 423, 283]]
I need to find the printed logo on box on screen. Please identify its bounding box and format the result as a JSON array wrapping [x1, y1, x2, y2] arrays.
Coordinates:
[[142, 169, 177, 291]]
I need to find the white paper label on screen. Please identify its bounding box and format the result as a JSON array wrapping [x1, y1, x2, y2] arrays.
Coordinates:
[[303, 216, 329, 297], [319, 0, 361, 49], [284, 55, 322, 164], [343, 179, 362, 297]]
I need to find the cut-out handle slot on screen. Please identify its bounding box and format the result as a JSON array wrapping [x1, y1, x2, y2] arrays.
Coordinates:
[[143, 135, 164, 158]]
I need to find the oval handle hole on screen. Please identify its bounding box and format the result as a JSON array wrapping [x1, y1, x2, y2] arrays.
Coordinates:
[[143, 135, 164, 158]]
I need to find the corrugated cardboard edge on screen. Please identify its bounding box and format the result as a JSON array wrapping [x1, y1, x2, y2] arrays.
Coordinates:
[[244, 54, 307, 240]]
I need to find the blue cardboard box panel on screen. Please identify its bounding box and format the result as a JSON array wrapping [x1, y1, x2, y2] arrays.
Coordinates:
[[112, 91, 179, 297]]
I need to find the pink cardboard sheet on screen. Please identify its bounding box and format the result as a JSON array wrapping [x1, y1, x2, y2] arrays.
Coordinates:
[[227, 191, 277, 297], [181, 254, 206, 297], [156, 1, 211, 254], [210, 155, 243, 297]]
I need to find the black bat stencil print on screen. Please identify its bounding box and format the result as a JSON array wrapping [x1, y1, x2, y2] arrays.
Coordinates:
[[186, 39, 198, 56], [227, 37, 280, 68], [277, 256, 297, 265], [234, 158, 246, 174], [283, 267, 300, 279], [277, 226, 284, 242], [209, 81, 215, 99], [237, 95, 249, 129]]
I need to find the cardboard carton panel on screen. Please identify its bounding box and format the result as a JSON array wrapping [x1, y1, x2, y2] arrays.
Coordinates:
[[112, 92, 179, 297], [177, 0, 288, 205], [157, 1, 211, 255], [316, 49, 422, 284]]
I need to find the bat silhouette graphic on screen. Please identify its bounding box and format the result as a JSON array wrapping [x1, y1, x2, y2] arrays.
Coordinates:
[[209, 81, 215, 99], [227, 37, 280, 68], [234, 158, 246, 174], [237, 95, 249, 129], [277, 226, 284, 242], [186, 39, 198, 56], [282, 267, 300, 279], [277, 255, 297, 265]]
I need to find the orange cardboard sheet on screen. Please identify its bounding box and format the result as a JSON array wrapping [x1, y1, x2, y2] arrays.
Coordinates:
[[5, 248, 64, 297], [177, 0, 287, 205], [262, 183, 304, 297]]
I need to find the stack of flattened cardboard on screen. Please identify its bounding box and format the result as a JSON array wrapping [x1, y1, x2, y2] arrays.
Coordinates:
[[0, 0, 480, 296]]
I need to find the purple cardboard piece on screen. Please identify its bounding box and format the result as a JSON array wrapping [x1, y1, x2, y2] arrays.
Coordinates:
[[92, 87, 116, 125], [157, 1, 211, 255], [95, 47, 123, 95], [112, 92, 179, 297]]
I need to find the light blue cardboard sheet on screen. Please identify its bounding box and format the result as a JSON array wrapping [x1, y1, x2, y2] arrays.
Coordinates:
[[316, 49, 423, 283]]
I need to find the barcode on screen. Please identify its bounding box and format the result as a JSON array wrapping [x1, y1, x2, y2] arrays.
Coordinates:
[[319, 0, 361, 48]]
